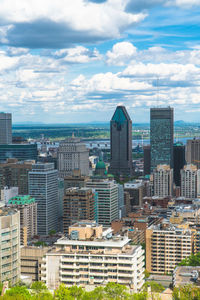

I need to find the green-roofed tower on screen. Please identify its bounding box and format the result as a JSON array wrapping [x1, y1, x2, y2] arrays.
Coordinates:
[[109, 106, 133, 176]]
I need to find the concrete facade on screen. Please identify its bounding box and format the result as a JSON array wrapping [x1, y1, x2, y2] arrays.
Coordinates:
[[0, 113, 12, 145]]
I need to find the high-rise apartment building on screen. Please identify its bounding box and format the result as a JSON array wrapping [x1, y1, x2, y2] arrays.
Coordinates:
[[173, 143, 185, 187], [86, 179, 118, 226], [109, 106, 133, 176], [0, 113, 12, 144], [0, 159, 34, 195], [8, 195, 37, 245], [186, 139, 200, 169], [63, 187, 97, 234], [58, 137, 89, 178], [146, 224, 194, 274], [41, 221, 145, 292], [153, 165, 173, 197], [181, 164, 197, 199], [28, 163, 58, 235], [0, 207, 20, 285], [150, 107, 174, 171]]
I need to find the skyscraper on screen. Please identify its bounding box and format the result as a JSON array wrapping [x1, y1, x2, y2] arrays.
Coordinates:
[[186, 139, 200, 169], [109, 106, 133, 176], [181, 164, 197, 199], [58, 136, 89, 178], [143, 145, 151, 175], [150, 107, 174, 171], [173, 143, 185, 187], [86, 179, 118, 227], [28, 163, 58, 235], [0, 112, 12, 144]]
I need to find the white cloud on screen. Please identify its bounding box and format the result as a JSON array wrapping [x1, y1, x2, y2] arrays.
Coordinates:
[[55, 46, 102, 63], [0, 0, 146, 48], [106, 42, 137, 66]]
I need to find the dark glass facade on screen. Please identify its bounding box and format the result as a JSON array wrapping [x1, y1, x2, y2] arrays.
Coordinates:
[[0, 144, 38, 161], [173, 143, 185, 187], [109, 106, 133, 176], [150, 107, 174, 171]]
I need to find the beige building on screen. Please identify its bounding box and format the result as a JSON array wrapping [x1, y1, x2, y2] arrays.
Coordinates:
[[21, 246, 50, 282], [0, 207, 20, 285], [8, 195, 37, 245], [58, 137, 89, 178], [146, 223, 194, 274], [41, 221, 145, 292], [63, 187, 96, 234], [181, 164, 197, 199], [153, 165, 173, 197], [64, 169, 89, 190]]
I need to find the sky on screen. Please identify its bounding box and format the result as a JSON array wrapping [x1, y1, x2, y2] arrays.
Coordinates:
[[1, 0, 200, 123]]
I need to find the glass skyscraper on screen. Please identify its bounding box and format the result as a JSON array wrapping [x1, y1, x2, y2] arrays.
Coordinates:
[[28, 163, 58, 235], [150, 107, 174, 172]]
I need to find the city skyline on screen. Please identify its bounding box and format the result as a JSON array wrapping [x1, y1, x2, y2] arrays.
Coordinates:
[[0, 1, 200, 123]]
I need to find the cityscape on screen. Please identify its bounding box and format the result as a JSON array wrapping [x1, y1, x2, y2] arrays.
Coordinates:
[[1, 0, 200, 299], [0, 106, 200, 299]]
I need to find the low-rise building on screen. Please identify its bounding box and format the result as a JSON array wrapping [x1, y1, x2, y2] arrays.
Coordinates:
[[21, 246, 50, 282], [173, 266, 200, 287], [41, 220, 145, 291]]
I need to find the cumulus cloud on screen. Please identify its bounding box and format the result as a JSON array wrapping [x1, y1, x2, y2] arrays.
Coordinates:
[[106, 42, 137, 66], [54, 46, 102, 63], [0, 0, 146, 48]]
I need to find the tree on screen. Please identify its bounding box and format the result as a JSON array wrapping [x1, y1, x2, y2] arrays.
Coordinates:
[[173, 285, 200, 300], [104, 282, 129, 299], [54, 284, 73, 300], [4, 286, 31, 300], [68, 286, 84, 300], [82, 287, 105, 300]]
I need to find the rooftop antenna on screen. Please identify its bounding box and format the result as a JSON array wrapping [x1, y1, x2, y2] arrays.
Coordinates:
[[156, 76, 159, 107]]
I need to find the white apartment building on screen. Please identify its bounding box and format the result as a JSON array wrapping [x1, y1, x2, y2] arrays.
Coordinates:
[[153, 165, 173, 197], [86, 180, 119, 226], [41, 221, 145, 292], [181, 164, 197, 199], [58, 137, 89, 178]]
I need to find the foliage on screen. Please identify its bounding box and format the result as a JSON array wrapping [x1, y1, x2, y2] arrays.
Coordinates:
[[4, 286, 31, 300], [49, 230, 56, 236], [34, 241, 47, 247], [143, 282, 165, 293], [173, 284, 200, 300], [179, 253, 200, 267], [144, 269, 150, 279], [104, 282, 129, 299]]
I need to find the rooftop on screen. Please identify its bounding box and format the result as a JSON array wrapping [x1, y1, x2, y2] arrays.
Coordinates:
[[8, 195, 35, 206]]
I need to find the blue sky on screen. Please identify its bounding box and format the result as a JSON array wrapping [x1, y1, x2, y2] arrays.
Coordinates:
[[1, 0, 200, 123]]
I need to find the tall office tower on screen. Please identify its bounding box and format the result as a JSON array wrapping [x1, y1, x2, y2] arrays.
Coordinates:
[[0, 112, 12, 144], [150, 107, 174, 172], [173, 143, 186, 187], [0, 207, 20, 285], [153, 165, 173, 197], [0, 144, 38, 162], [109, 106, 133, 176], [181, 164, 197, 199], [86, 179, 119, 227], [0, 159, 34, 195], [28, 163, 58, 235], [143, 145, 151, 175], [63, 187, 97, 234], [8, 195, 37, 245], [58, 136, 89, 178], [186, 139, 200, 169]]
